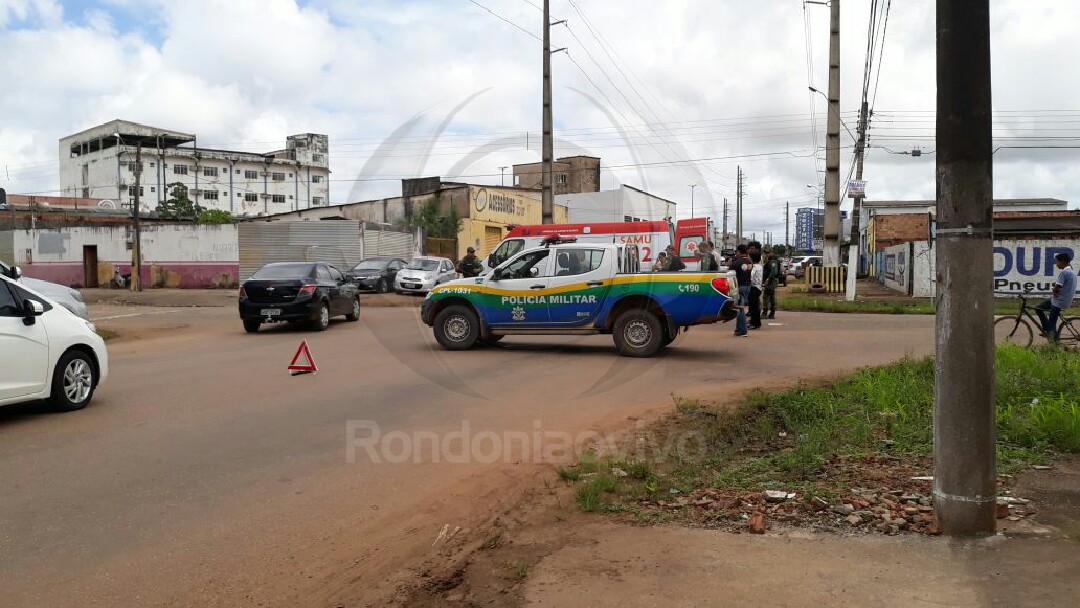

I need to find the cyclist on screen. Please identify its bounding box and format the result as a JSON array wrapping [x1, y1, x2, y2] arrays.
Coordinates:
[[1035, 252, 1076, 340]]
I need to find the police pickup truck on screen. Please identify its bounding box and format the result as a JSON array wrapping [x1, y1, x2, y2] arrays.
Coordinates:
[[420, 241, 737, 357]]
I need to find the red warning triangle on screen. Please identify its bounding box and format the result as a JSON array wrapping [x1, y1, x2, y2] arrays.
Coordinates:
[[288, 340, 318, 375]]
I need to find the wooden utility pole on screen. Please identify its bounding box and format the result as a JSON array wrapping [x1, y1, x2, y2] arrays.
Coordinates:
[[541, 0, 554, 223], [131, 143, 143, 292], [823, 0, 841, 265], [735, 166, 744, 245], [934, 0, 995, 537]]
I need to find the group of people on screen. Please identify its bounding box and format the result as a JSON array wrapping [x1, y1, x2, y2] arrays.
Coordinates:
[[652, 240, 781, 337]]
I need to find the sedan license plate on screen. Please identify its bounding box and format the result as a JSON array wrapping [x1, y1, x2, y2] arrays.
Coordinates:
[[261, 308, 282, 316]]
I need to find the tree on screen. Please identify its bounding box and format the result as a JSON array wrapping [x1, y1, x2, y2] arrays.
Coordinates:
[[404, 195, 460, 239], [197, 208, 234, 224], [157, 182, 199, 221]]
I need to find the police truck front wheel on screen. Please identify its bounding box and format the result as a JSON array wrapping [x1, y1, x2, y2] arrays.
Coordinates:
[[613, 310, 663, 357], [434, 305, 480, 350]]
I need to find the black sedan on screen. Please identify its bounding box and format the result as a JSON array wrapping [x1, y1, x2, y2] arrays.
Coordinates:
[[345, 257, 405, 293], [239, 262, 360, 333]]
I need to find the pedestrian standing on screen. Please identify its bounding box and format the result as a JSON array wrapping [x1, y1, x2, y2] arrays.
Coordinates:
[[763, 252, 780, 319], [748, 251, 763, 329], [732, 245, 751, 337], [699, 241, 719, 271]]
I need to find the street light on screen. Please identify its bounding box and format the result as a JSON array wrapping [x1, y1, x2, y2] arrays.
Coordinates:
[[808, 86, 857, 141], [689, 184, 697, 218]]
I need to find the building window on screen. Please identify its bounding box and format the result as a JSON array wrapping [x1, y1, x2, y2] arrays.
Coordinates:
[[244, 170, 258, 179], [127, 186, 144, 196], [173, 164, 189, 175], [202, 190, 219, 200], [127, 162, 144, 173], [271, 194, 286, 204], [288, 173, 293, 178], [556, 173, 568, 185], [313, 196, 325, 206], [271, 172, 286, 181], [149, 162, 155, 168], [244, 193, 258, 202], [203, 166, 218, 177], [312, 175, 323, 183], [313, 154, 324, 162]]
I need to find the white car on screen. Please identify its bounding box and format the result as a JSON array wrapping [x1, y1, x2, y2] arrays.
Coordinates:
[[0, 275, 108, 411], [395, 256, 459, 294], [0, 261, 88, 320]]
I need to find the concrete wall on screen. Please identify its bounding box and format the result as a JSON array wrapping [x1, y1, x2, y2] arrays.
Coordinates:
[[10, 224, 238, 288], [558, 186, 675, 224], [879, 238, 1080, 299], [880, 242, 911, 295]]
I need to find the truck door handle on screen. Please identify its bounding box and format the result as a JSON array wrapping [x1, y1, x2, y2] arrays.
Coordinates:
[[586, 280, 604, 287], [531, 284, 545, 290]]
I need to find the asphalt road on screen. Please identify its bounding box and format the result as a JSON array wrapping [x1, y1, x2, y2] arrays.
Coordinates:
[[0, 305, 935, 607]]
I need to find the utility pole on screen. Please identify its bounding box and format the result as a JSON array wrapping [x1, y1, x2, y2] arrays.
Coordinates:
[[722, 197, 729, 249], [689, 184, 697, 218], [541, 0, 565, 224], [785, 202, 791, 250], [934, 0, 995, 537], [845, 100, 869, 301], [822, 0, 841, 265], [736, 166, 744, 245], [131, 143, 143, 292]]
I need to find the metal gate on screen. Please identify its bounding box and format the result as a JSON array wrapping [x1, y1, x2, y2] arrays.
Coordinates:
[[361, 222, 416, 260], [239, 221, 365, 279], [483, 226, 502, 255]]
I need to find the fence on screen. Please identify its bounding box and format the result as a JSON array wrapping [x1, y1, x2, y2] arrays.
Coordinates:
[[426, 237, 457, 260], [806, 265, 847, 293]]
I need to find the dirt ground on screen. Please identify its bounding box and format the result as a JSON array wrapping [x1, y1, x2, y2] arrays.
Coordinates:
[[397, 448, 1080, 607]]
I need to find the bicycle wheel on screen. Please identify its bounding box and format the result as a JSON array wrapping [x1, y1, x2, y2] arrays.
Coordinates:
[[1057, 318, 1080, 347], [994, 316, 1033, 347]]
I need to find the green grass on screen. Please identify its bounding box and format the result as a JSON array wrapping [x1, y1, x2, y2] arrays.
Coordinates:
[[95, 329, 117, 341], [561, 346, 1079, 511]]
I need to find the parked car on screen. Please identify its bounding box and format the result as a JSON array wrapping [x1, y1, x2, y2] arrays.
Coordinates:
[[345, 257, 406, 293], [789, 255, 823, 278], [238, 262, 360, 333], [1, 261, 89, 320], [394, 256, 459, 294], [0, 275, 108, 411]]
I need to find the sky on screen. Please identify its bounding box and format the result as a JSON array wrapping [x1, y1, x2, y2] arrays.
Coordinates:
[[1, 0, 1079, 240]]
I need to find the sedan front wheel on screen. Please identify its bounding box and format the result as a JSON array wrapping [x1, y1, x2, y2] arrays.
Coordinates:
[[48, 350, 97, 411]]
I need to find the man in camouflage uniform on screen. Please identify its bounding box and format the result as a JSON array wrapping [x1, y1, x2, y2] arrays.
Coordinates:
[[763, 252, 781, 319], [458, 247, 484, 278]]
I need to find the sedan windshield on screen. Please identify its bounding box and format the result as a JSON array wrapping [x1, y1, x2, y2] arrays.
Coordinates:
[[251, 264, 315, 279], [405, 260, 440, 271], [351, 259, 388, 271]]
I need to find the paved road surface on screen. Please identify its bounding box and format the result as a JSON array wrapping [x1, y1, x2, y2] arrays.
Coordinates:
[[0, 306, 934, 606]]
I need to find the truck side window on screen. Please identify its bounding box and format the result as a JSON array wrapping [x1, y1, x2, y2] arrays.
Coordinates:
[[555, 249, 605, 276], [491, 239, 525, 266], [504, 250, 551, 279]]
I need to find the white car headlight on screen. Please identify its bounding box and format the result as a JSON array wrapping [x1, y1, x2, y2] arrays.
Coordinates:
[[84, 320, 97, 333]]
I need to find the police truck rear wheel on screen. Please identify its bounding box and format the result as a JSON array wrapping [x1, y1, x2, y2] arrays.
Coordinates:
[[434, 305, 480, 350], [613, 310, 663, 357]]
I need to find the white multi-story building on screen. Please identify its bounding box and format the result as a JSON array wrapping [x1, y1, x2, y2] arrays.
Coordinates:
[[59, 119, 330, 216]]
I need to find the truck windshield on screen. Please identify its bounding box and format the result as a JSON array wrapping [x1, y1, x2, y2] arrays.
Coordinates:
[[491, 239, 525, 266]]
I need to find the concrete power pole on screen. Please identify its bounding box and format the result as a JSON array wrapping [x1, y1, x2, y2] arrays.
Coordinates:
[[541, 0, 555, 224], [845, 100, 869, 301], [823, 0, 842, 265], [785, 202, 791, 251], [735, 166, 743, 245], [722, 197, 729, 249], [934, 0, 996, 537], [131, 143, 143, 292]]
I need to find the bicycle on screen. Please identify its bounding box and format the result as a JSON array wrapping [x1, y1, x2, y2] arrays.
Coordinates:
[[993, 290, 1079, 347]]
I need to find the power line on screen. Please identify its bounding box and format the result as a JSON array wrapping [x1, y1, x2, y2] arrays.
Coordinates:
[[467, 0, 541, 41]]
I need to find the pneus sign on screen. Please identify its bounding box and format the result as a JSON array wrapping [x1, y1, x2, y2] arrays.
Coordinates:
[[994, 240, 1076, 295]]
